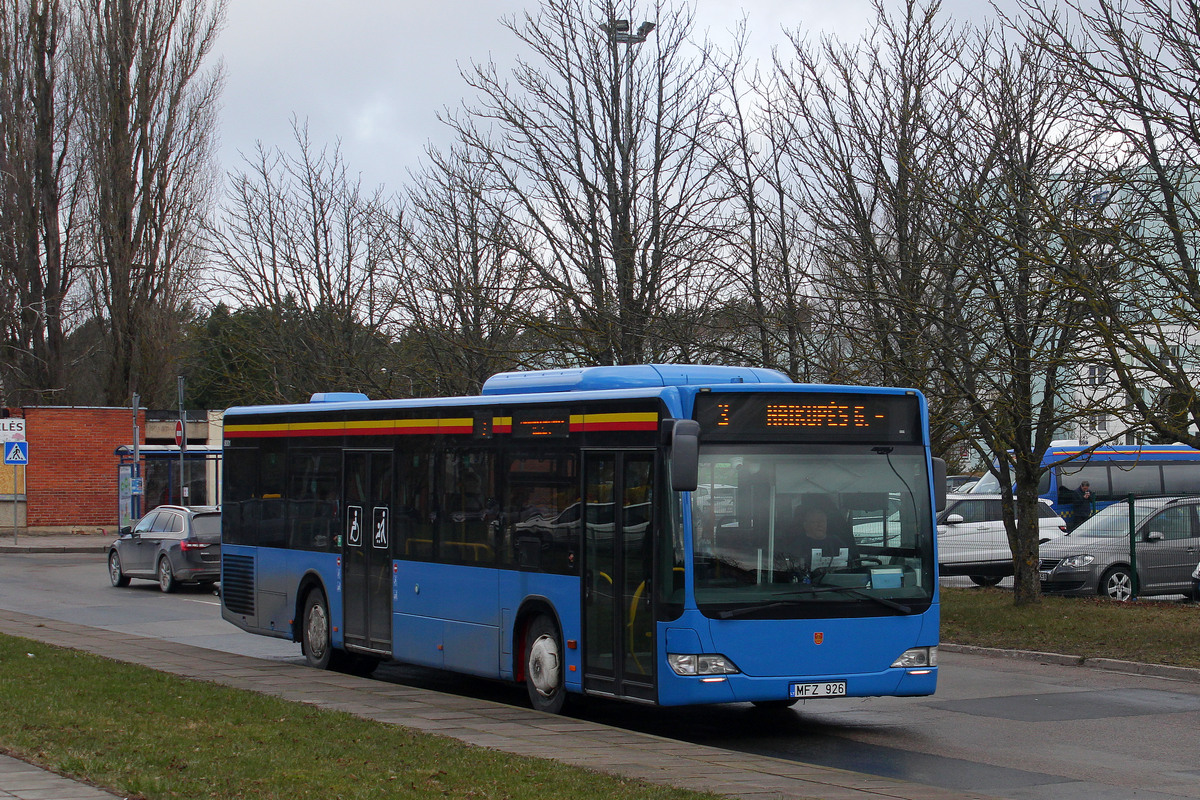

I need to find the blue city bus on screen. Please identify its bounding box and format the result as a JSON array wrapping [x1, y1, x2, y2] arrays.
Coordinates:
[[220, 365, 945, 712], [970, 441, 1200, 527]]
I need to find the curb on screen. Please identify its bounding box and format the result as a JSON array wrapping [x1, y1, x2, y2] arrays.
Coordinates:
[[0, 544, 108, 554], [941, 642, 1200, 684]]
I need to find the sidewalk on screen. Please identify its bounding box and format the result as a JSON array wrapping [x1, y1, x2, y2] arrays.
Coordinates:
[[0, 530, 111, 554], [0, 753, 121, 800], [0, 606, 995, 800]]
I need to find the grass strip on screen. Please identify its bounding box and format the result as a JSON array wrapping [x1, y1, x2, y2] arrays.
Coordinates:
[[0, 634, 720, 800], [941, 587, 1200, 668]]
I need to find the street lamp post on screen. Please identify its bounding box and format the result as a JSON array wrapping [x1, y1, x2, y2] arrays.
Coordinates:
[[599, 18, 656, 155], [600, 17, 655, 362]]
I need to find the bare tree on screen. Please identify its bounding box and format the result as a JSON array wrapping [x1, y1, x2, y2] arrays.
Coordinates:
[[206, 121, 406, 400], [772, 0, 977, 457], [445, 0, 728, 365], [699, 19, 821, 379], [394, 145, 539, 396], [0, 0, 81, 403], [1022, 0, 1200, 448], [74, 0, 225, 406]]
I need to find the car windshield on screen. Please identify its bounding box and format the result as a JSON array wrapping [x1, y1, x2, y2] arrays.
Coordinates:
[[1067, 502, 1158, 538], [691, 445, 934, 619]]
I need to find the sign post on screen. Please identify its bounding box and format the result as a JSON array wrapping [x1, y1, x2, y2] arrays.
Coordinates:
[[178, 376, 187, 506], [2, 420, 27, 546]]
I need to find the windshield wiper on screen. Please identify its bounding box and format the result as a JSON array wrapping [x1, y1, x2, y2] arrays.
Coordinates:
[[773, 585, 912, 613], [713, 586, 912, 619], [714, 600, 806, 620]]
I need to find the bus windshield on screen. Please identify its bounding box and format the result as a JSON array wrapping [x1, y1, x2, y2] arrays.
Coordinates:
[[691, 445, 934, 619]]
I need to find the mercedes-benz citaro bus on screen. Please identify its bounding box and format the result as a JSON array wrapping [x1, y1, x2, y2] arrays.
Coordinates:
[[220, 365, 946, 713]]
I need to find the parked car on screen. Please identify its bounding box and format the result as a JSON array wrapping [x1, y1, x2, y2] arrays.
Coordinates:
[[937, 494, 1067, 586], [1192, 561, 1200, 601], [1039, 496, 1200, 601], [107, 505, 221, 592]]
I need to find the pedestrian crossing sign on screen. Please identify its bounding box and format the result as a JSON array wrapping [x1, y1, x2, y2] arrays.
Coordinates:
[[3, 441, 28, 465]]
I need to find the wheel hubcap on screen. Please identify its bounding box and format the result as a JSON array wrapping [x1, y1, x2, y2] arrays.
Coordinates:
[[528, 634, 560, 697], [158, 561, 170, 589], [307, 603, 329, 658], [1107, 573, 1131, 601], [109, 555, 120, 583]]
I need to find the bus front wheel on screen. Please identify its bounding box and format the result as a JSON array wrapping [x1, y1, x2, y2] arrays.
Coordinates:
[[302, 588, 333, 669], [524, 615, 566, 714]]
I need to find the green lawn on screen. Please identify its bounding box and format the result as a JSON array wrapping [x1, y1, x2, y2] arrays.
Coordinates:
[[0, 635, 719, 800], [940, 586, 1200, 668]]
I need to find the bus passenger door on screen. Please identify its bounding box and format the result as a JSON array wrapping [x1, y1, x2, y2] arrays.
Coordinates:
[[343, 450, 394, 654], [582, 451, 656, 702]]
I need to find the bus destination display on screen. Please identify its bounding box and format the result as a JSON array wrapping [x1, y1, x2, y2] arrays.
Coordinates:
[[512, 408, 571, 439], [694, 393, 921, 443]]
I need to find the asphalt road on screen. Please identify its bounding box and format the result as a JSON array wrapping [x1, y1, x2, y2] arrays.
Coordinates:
[[2, 551, 1198, 800]]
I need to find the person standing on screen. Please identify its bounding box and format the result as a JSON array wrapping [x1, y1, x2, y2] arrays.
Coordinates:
[[1072, 480, 1095, 529]]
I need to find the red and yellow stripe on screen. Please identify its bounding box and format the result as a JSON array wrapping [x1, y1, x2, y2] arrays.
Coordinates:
[[225, 411, 657, 439]]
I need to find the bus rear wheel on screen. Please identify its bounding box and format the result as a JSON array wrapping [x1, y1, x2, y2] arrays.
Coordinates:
[[524, 615, 566, 714], [301, 587, 333, 669]]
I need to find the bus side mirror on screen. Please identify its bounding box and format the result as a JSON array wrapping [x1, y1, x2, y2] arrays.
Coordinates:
[[669, 420, 700, 492], [932, 458, 947, 512]]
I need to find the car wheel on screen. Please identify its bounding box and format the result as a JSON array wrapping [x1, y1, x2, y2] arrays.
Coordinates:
[[108, 551, 130, 587], [301, 587, 333, 670], [1099, 566, 1133, 601], [524, 614, 566, 714], [969, 575, 1004, 587], [157, 556, 177, 593]]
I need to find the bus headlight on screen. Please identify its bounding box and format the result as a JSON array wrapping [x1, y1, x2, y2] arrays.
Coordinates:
[[891, 646, 937, 669], [668, 653, 740, 676]]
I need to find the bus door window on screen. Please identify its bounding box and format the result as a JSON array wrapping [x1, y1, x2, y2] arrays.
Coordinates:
[[622, 455, 653, 679], [583, 452, 655, 693]]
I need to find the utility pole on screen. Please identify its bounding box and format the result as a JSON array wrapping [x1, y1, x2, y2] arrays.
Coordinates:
[[178, 376, 187, 506]]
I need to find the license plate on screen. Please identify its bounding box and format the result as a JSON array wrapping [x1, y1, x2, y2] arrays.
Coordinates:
[[790, 681, 847, 698], [1038, 571, 1050, 581]]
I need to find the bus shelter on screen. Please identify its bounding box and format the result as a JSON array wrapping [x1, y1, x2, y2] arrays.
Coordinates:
[[115, 444, 222, 528]]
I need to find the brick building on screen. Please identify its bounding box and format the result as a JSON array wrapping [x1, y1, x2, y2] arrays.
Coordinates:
[[9, 407, 145, 529]]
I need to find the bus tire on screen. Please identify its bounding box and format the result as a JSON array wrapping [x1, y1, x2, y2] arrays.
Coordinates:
[[968, 575, 1004, 587], [1099, 566, 1133, 602], [524, 614, 566, 714], [301, 587, 333, 669]]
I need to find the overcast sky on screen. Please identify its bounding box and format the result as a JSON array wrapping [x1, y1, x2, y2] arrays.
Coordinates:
[[215, 0, 997, 196]]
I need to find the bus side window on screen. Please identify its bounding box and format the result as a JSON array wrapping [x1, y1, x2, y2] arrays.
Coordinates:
[[1163, 462, 1200, 494]]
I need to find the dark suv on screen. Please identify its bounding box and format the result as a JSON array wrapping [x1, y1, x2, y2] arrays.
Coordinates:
[[107, 505, 221, 592]]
